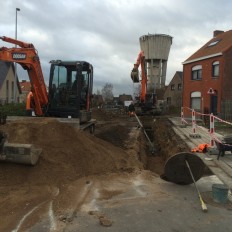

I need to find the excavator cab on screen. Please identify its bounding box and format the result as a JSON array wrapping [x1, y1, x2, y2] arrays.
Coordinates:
[[47, 60, 93, 123]]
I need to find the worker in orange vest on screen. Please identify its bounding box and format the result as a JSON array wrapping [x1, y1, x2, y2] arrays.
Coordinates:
[[26, 91, 35, 116], [191, 144, 210, 153]]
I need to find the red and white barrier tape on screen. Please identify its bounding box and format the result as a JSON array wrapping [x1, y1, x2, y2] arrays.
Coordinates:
[[181, 106, 232, 147], [213, 115, 232, 126], [211, 133, 232, 147]]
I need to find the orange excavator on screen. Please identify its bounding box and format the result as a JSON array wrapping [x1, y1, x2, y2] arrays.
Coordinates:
[[131, 51, 147, 104], [0, 36, 93, 122], [131, 51, 159, 115], [0, 36, 95, 165]]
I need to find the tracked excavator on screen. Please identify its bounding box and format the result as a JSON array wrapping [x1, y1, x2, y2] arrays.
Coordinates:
[[131, 51, 160, 115], [0, 36, 95, 165]]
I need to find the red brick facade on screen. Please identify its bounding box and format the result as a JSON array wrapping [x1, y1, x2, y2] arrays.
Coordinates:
[[182, 30, 232, 117]]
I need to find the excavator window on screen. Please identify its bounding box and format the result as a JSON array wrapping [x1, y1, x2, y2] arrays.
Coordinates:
[[47, 61, 93, 117], [71, 71, 77, 94]]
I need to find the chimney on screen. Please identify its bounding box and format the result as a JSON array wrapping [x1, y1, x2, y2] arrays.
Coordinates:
[[213, 30, 224, 37]]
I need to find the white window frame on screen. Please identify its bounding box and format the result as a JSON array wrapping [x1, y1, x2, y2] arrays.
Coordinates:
[[212, 61, 219, 77], [192, 65, 202, 80], [191, 91, 201, 110]]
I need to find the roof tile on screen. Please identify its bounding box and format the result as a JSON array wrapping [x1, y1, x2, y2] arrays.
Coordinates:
[[184, 30, 232, 63]]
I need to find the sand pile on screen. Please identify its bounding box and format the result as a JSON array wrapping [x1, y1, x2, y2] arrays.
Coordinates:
[[0, 118, 142, 187]]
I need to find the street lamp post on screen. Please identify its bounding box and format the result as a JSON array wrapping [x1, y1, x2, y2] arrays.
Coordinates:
[[14, 7, 20, 103]]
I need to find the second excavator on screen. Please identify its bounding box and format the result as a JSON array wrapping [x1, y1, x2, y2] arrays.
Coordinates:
[[131, 51, 160, 115]]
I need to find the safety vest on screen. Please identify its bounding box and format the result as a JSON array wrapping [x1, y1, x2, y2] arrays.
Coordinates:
[[191, 143, 210, 153]]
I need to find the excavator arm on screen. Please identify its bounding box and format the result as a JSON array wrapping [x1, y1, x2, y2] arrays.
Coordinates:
[[0, 36, 48, 116], [0, 36, 34, 48], [131, 51, 147, 103]]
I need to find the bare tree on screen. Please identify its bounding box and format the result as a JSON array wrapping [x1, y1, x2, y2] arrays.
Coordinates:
[[101, 83, 114, 102], [96, 89, 101, 95]]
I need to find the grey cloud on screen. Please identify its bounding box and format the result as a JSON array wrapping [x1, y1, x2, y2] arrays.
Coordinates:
[[1, 0, 232, 96]]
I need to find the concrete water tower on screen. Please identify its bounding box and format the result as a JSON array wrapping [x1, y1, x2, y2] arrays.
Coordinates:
[[139, 34, 172, 93]]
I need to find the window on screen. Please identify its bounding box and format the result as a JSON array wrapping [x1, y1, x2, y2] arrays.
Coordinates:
[[11, 81, 14, 99], [167, 97, 171, 105], [192, 65, 202, 80], [6, 80, 9, 103], [52, 65, 67, 88], [191, 91, 201, 110], [178, 84, 182, 90], [208, 40, 220, 47], [212, 61, 219, 77], [171, 84, 175, 90]]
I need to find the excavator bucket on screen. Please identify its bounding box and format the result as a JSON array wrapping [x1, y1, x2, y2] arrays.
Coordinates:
[[131, 68, 140, 83], [0, 132, 42, 166]]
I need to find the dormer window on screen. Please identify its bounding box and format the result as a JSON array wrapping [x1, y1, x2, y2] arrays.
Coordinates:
[[208, 40, 220, 47]]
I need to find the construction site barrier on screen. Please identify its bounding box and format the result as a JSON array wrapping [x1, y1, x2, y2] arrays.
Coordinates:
[[192, 109, 197, 135], [181, 107, 232, 149]]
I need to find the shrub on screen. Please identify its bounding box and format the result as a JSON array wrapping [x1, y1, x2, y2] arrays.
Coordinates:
[[0, 103, 27, 116]]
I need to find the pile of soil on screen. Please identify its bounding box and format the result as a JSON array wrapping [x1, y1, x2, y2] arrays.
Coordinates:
[[0, 118, 142, 187]]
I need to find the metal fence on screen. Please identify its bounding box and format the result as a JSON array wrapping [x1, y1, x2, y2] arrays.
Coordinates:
[[221, 100, 232, 120]]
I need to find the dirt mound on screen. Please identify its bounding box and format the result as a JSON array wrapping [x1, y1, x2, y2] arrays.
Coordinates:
[[0, 118, 142, 187]]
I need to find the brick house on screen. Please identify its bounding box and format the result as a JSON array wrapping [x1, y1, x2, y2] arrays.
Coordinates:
[[182, 30, 232, 118], [19, 80, 31, 103], [92, 94, 104, 108], [118, 94, 133, 106], [164, 71, 183, 108], [0, 61, 21, 104]]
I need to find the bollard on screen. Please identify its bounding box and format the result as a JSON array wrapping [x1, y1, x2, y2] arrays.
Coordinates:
[[192, 109, 196, 134], [189, 109, 201, 138], [181, 107, 184, 125], [210, 113, 215, 147]]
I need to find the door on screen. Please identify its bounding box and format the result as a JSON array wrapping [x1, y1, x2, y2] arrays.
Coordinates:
[[210, 94, 218, 115]]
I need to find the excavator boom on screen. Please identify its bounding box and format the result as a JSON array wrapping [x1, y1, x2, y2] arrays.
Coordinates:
[[0, 36, 34, 48], [131, 51, 160, 115], [0, 36, 48, 116], [131, 51, 147, 103]]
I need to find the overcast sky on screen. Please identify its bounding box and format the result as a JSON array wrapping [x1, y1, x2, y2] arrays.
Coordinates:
[[1, 0, 231, 96]]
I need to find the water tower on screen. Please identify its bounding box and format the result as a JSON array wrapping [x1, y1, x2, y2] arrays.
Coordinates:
[[139, 34, 172, 93]]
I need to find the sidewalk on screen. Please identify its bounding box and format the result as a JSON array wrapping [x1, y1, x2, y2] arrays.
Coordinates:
[[170, 117, 232, 189]]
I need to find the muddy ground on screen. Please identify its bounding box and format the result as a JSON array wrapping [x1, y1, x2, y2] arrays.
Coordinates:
[[0, 109, 190, 231]]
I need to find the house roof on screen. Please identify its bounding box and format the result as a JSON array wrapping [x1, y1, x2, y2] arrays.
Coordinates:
[[20, 80, 31, 92], [176, 71, 183, 80], [0, 61, 11, 88], [183, 30, 232, 64], [0, 61, 21, 93], [118, 94, 132, 102]]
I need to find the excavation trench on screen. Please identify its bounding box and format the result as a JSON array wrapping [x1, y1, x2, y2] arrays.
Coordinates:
[[136, 117, 190, 175], [134, 116, 212, 182], [94, 113, 190, 176]]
